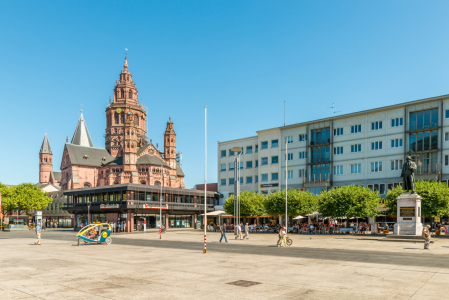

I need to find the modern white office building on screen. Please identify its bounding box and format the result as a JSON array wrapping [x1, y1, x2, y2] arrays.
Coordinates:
[[218, 94, 449, 200]]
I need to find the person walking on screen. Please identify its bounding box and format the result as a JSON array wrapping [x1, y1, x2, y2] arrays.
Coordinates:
[[277, 227, 285, 247], [35, 221, 42, 245], [219, 223, 228, 242], [245, 223, 249, 239], [422, 225, 431, 250]]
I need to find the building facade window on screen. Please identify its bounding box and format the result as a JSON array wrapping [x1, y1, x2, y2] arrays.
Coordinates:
[[311, 146, 330, 163], [285, 153, 293, 161], [285, 136, 293, 144], [255, 144, 259, 152], [271, 139, 279, 148], [246, 146, 253, 154], [220, 164, 226, 171], [220, 179, 226, 186], [351, 164, 361, 174], [246, 161, 253, 168], [334, 128, 343, 136], [287, 170, 293, 179], [368, 184, 385, 195], [391, 138, 403, 148], [445, 155, 449, 166], [229, 149, 235, 156], [261, 141, 268, 149], [311, 164, 329, 181], [261, 157, 268, 165], [371, 141, 383, 150], [391, 118, 403, 127], [271, 172, 279, 181], [255, 160, 258, 167], [246, 176, 253, 184], [299, 134, 307, 141], [299, 169, 307, 178], [220, 150, 226, 157], [311, 127, 330, 145], [271, 156, 279, 164], [299, 151, 307, 159], [410, 109, 438, 130], [333, 165, 343, 176], [261, 174, 268, 182], [261, 190, 268, 195], [255, 175, 259, 183], [239, 162, 243, 169], [391, 159, 403, 171], [239, 177, 243, 184], [229, 178, 235, 185], [351, 125, 362, 133], [229, 163, 235, 170], [333, 146, 343, 155], [351, 144, 362, 153], [409, 130, 438, 152], [411, 152, 438, 174], [371, 121, 383, 130], [371, 161, 382, 172], [445, 132, 449, 141]]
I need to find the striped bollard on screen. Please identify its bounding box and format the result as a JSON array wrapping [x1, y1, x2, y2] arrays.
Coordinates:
[[203, 234, 207, 253]]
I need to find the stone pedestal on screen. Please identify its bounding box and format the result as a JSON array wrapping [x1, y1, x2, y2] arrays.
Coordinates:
[[394, 193, 423, 235]]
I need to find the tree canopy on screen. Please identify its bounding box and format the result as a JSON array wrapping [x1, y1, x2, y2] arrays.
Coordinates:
[[1, 183, 52, 215], [223, 191, 267, 216], [319, 185, 380, 218], [385, 180, 449, 217], [265, 189, 318, 217]]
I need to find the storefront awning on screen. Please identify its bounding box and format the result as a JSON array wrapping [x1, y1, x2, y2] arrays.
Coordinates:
[[200, 210, 226, 216]]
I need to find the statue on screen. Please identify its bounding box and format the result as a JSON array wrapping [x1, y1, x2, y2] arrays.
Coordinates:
[[401, 156, 417, 193]]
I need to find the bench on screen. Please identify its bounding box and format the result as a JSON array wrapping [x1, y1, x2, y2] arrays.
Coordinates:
[[339, 228, 354, 234]]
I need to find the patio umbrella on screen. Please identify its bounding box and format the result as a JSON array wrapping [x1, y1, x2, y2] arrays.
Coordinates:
[[293, 215, 306, 220]]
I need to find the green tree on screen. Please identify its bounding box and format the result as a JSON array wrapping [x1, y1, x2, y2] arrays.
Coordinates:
[[385, 180, 449, 218], [265, 189, 318, 217], [11, 183, 52, 215], [0, 182, 14, 213], [223, 191, 267, 216], [319, 185, 380, 219]]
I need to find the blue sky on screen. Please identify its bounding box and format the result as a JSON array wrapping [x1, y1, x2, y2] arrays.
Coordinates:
[[1, 1, 449, 188]]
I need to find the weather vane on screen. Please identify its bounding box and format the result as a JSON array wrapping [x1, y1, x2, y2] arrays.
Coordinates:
[[81, 104, 83, 113], [125, 48, 128, 58]]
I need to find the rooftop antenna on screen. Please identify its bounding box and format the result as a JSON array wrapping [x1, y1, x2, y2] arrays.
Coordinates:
[[328, 103, 341, 117], [284, 101, 286, 126]]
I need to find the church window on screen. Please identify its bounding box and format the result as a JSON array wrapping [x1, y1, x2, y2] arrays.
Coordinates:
[[127, 76, 129, 81], [129, 90, 132, 98], [134, 115, 139, 126], [171, 139, 173, 142], [115, 113, 119, 124], [121, 89, 124, 98], [121, 114, 125, 124]]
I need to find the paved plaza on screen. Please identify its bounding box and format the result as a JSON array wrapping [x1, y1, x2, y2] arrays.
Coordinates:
[[1, 229, 449, 299]]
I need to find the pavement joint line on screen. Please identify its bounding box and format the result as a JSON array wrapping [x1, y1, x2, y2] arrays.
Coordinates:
[[409, 268, 440, 299]]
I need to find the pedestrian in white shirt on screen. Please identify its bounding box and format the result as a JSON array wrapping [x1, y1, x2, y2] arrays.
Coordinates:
[[245, 223, 249, 239]]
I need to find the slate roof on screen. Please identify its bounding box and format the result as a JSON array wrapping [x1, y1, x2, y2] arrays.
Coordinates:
[[39, 133, 52, 154], [66, 144, 116, 167], [176, 162, 184, 177], [51, 172, 61, 181], [136, 154, 169, 167], [71, 112, 94, 147]]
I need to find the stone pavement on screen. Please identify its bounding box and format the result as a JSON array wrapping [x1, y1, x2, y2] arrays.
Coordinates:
[[1, 229, 449, 299]]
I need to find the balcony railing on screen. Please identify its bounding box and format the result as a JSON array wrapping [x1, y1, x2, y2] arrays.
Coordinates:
[[303, 174, 330, 184], [63, 200, 214, 211]]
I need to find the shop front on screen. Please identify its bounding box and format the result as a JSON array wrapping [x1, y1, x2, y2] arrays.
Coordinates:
[[63, 183, 218, 232]]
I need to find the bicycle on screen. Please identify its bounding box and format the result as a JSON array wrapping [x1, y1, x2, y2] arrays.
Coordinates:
[[285, 236, 292, 247]]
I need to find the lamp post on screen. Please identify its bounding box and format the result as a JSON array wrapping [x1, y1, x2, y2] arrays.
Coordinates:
[[160, 164, 163, 239], [204, 106, 207, 253], [285, 137, 288, 228], [232, 146, 243, 233], [87, 202, 90, 225]]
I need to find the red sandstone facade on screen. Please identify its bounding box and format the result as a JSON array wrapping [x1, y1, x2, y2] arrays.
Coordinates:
[[39, 59, 185, 191]]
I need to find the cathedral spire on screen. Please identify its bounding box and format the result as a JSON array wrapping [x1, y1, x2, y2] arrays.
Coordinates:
[[71, 111, 94, 147], [39, 132, 52, 154], [124, 57, 128, 71]]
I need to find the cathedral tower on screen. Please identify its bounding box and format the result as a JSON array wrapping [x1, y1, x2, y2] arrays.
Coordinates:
[[39, 133, 53, 184], [105, 58, 147, 157], [164, 117, 177, 169]]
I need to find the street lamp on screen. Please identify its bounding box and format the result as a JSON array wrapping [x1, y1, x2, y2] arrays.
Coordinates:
[[285, 137, 288, 228], [232, 146, 243, 234]]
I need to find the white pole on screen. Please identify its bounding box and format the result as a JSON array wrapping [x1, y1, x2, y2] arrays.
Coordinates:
[[204, 106, 207, 253], [285, 137, 288, 227], [160, 164, 162, 239]]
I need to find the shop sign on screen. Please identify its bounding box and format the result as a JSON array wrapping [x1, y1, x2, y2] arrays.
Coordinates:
[[143, 203, 168, 209], [70, 214, 74, 218], [435, 216, 441, 222], [400, 207, 415, 217], [260, 183, 279, 188], [100, 204, 119, 209]]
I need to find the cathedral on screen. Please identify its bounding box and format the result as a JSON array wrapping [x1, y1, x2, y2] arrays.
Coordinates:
[[39, 58, 185, 191]]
